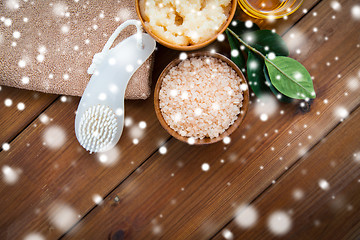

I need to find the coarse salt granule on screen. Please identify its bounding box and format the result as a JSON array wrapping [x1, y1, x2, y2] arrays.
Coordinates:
[[159, 56, 243, 139]]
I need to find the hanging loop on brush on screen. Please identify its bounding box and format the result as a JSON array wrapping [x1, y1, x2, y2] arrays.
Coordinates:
[[87, 20, 143, 75]]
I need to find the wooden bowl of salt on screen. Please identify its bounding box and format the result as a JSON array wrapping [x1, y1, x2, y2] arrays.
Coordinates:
[[154, 52, 250, 145]]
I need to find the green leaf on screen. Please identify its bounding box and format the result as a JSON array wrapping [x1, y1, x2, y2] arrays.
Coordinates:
[[244, 30, 289, 56], [226, 30, 246, 71], [226, 20, 260, 72], [263, 66, 293, 103], [242, 31, 288, 97], [245, 42, 287, 97], [265, 56, 316, 99], [247, 51, 271, 96]]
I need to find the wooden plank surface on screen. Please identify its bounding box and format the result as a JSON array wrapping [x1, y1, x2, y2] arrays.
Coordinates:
[[0, 87, 57, 144], [61, 0, 360, 239], [0, 93, 170, 239], [0, 1, 323, 239], [1, 0, 359, 239], [213, 107, 360, 240]]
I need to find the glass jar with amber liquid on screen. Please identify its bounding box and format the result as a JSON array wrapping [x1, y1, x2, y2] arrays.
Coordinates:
[[238, 0, 303, 19]]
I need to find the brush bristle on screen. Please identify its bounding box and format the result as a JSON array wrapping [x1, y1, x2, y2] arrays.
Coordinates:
[[78, 105, 117, 153]]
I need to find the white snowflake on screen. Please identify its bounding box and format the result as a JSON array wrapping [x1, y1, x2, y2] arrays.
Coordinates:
[[22, 76, 30, 84], [97, 147, 120, 166], [318, 179, 330, 190], [2, 165, 21, 185], [268, 52, 276, 60], [12, 31, 20, 39], [53, 2, 68, 17], [187, 137, 195, 145], [43, 126, 66, 149], [330, 1, 341, 11], [61, 25, 70, 34], [92, 194, 103, 205], [6, 0, 20, 10], [4, 98, 13, 107], [36, 54, 45, 62], [245, 20, 253, 28], [201, 163, 210, 171], [126, 64, 134, 72], [159, 146, 167, 154], [248, 60, 258, 69], [23, 233, 45, 240], [267, 211, 292, 235], [139, 121, 147, 129], [292, 188, 304, 200], [352, 5, 360, 20], [254, 94, 279, 122], [222, 229, 234, 240], [4, 18, 12, 27], [116, 8, 131, 22], [231, 49, 239, 57], [17, 102, 25, 111], [129, 125, 144, 139], [354, 152, 360, 163], [48, 202, 78, 231], [217, 34, 225, 42], [234, 204, 258, 228], [124, 117, 133, 127], [115, 108, 123, 116], [152, 224, 162, 235], [18, 59, 26, 68], [334, 107, 349, 120], [179, 52, 187, 60], [98, 93, 107, 101]]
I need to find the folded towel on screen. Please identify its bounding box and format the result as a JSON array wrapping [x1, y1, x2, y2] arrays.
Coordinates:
[[0, 0, 153, 99]]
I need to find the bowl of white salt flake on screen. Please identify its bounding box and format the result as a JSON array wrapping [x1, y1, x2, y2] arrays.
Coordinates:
[[154, 52, 250, 145]]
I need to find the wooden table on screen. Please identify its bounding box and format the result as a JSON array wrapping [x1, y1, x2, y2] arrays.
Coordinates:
[[1, 0, 360, 239]]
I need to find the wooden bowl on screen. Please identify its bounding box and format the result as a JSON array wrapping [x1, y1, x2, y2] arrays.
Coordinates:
[[154, 52, 250, 145], [135, 0, 237, 51]]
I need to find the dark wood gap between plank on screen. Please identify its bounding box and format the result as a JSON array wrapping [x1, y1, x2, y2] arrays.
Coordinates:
[[0, 96, 59, 154], [209, 102, 360, 240], [58, 135, 173, 240]]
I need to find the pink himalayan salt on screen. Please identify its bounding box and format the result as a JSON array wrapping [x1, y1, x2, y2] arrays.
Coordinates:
[[159, 56, 243, 139]]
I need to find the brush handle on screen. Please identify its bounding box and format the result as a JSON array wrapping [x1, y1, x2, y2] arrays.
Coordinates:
[[75, 32, 155, 152]]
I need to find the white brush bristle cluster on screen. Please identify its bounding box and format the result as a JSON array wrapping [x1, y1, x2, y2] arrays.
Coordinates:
[[78, 105, 117, 153]]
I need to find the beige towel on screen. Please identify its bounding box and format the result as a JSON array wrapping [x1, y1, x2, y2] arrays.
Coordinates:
[[0, 0, 153, 99]]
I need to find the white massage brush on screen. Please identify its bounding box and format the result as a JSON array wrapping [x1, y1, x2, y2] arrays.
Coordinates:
[[75, 20, 156, 153]]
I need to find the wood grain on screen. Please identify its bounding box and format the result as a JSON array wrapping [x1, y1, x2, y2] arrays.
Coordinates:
[[0, 1, 322, 238], [1, 0, 356, 239], [213, 107, 360, 240], [62, 0, 360, 239], [0, 92, 169, 239], [0, 86, 57, 144]]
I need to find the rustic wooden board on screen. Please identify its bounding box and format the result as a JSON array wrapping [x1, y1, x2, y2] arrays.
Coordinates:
[[0, 86, 57, 144], [0, 92, 170, 239], [0, 1, 323, 239], [61, 0, 360, 238], [213, 107, 360, 240]]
